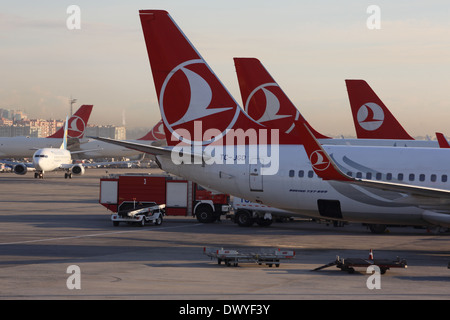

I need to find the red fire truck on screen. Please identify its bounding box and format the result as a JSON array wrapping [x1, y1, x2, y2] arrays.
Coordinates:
[[99, 173, 230, 223]]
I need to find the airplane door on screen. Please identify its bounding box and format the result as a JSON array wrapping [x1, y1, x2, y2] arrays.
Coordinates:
[[249, 162, 263, 192]]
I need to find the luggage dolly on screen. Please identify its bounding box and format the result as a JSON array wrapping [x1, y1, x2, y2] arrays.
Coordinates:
[[312, 250, 407, 275], [203, 247, 295, 267]]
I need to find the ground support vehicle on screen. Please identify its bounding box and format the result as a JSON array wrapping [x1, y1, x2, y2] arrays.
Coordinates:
[[203, 247, 295, 267], [232, 197, 297, 227], [313, 254, 407, 274], [111, 203, 164, 227], [99, 173, 230, 223]]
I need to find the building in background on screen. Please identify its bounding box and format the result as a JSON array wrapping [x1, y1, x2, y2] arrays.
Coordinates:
[[85, 125, 126, 140], [0, 107, 125, 139]]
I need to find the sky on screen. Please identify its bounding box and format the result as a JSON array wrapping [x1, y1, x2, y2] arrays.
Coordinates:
[[1, 0, 450, 137]]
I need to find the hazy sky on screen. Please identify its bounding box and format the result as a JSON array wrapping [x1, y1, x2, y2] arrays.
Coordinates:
[[1, 1, 450, 137]]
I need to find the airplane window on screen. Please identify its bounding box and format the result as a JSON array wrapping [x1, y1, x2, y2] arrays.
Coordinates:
[[398, 173, 404, 181], [442, 175, 448, 183], [298, 170, 304, 178], [308, 171, 314, 178], [419, 174, 425, 182], [376, 173, 382, 180], [347, 172, 353, 177], [356, 172, 362, 178], [366, 172, 372, 179], [431, 174, 437, 182], [289, 170, 295, 177], [409, 174, 415, 181], [386, 173, 392, 180]]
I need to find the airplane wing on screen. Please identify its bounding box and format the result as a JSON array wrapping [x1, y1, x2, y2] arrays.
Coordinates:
[[0, 160, 35, 169], [90, 136, 210, 162], [296, 122, 450, 209], [69, 148, 104, 155]]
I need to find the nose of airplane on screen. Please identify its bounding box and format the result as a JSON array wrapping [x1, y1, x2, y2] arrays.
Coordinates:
[[33, 153, 51, 171]]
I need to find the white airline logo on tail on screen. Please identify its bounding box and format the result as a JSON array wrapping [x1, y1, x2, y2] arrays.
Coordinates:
[[357, 103, 384, 131], [68, 116, 86, 138], [244, 83, 295, 133], [310, 150, 331, 171], [159, 59, 239, 145], [244, 83, 292, 123]]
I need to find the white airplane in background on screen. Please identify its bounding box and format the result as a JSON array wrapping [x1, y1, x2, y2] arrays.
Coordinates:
[[6, 117, 126, 179], [93, 10, 450, 232], [6, 117, 82, 178], [234, 57, 442, 148], [0, 104, 93, 159]]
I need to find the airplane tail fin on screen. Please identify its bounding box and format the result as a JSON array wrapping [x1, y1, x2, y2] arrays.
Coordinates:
[[47, 104, 93, 139], [234, 57, 330, 140], [139, 10, 292, 146], [60, 116, 69, 150], [436, 132, 450, 148], [345, 80, 413, 140], [137, 119, 166, 141]]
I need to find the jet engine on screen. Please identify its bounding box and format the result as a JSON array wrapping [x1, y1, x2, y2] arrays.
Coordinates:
[[71, 164, 85, 175], [13, 164, 27, 175]]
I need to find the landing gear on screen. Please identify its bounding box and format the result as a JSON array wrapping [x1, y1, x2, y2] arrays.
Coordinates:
[[64, 172, 72, 179], [34, 172, 44, 179]]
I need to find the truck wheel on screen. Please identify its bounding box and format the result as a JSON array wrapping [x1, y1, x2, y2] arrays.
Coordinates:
[[236, 210, 254, 227], [154, 216, 163, 225], [113, 221, 119, 227], [256, 217, 273, 227], [195, 205, 214, 223]]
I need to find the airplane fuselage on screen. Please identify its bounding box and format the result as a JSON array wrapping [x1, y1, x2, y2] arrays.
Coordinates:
[[33, 148, 72, 172], [156, 144, 450, 227], [0, 137, 63, 158]]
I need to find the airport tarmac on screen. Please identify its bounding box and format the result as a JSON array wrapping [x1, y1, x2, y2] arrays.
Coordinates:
[[0, 168, 449, 300]]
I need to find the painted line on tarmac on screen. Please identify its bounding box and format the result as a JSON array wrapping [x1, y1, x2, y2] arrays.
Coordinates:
[[0, 223, 204, 246]]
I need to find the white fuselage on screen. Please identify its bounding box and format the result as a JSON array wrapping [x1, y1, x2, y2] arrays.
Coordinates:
[[33, 148, 72, 172], [0, 137, 64, 158], [0, 135, 438, 159], [156, 144, 450, 227]]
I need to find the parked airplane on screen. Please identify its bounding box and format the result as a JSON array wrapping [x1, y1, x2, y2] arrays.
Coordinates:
[[0, 104, 93, 159], [5, 117, 88, 178], [94, 10, 450, 231], [234, 57, 441, 148]]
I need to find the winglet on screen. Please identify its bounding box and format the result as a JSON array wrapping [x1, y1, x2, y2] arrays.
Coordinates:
[[436, 132, 450, 148], [296, 122, 352, 181]]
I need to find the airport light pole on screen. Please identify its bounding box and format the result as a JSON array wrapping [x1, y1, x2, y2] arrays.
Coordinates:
[[69, 96, 77, 116]]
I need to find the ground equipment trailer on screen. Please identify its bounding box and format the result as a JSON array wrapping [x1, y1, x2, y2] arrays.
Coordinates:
[[111, 203, 164, 227], [203, 247, 295, 267], [313, 251, 407, 274], [99, 173, 230, 223]]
